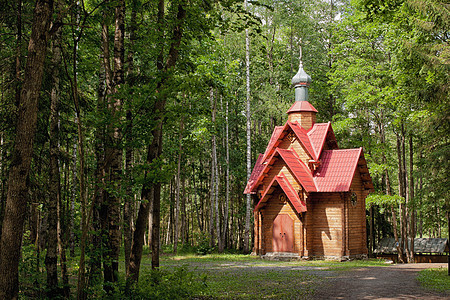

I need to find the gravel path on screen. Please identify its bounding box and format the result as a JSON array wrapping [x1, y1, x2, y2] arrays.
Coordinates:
[[313, 263, 450, 300]]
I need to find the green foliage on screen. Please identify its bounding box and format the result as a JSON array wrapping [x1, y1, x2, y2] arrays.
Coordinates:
[[417, 268, 450, 292], [366, 193, 405, 208], [122, 266, 207, 300], [18, 244, 46, 299], [195, 233, 216, 255]]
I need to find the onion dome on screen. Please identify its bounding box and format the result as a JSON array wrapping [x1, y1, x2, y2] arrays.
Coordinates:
[[291, 61, 311, 102], [291, 61, 312, 87]]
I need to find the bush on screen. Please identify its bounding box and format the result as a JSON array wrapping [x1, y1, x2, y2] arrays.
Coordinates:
[[19, 244, 46, 299], [194, 233, 215, 255], [118, 265, 206, 299], [417, 268, 450, 292]]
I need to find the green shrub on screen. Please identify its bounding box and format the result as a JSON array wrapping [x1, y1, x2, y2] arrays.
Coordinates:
[[19, 244, 46, 299], [417, 268, 450, 292], [117, 265, 206, 299], [194, 233, 214, 255]]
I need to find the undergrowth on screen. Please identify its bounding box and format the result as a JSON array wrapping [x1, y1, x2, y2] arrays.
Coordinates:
[[417, 268, 450, 292]]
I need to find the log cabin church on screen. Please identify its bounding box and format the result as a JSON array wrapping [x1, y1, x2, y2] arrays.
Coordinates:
[[244, 61, 374, 260]]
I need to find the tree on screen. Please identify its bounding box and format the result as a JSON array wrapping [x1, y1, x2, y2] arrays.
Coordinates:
[[244, 0, 252, 254], [0, 0, 54, 298]]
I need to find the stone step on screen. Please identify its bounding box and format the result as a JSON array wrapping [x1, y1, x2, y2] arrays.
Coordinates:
[[261, 252, 301, 261]]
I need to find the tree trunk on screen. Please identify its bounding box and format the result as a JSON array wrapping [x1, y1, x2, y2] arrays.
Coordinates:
[[124, 0, 137, 274], [387, 165, 404, 264], [14, 0, 22, 109], [244, 0, 252, 254], [89, 45, 107, 287], [396, 127, 407, 263], [45, 13, 63, 296], [70, 141, 76, 257], [128, 0, 185, 282], [214, 139, 221, 253], [209, 89, 216, 247], [0, 0, 54, 298], [222, 99, 230, 251], [408, 135, 415, 263], [102, 0, 125, 289], [174, 119, 183, 253], [0, 134, 4, 243]]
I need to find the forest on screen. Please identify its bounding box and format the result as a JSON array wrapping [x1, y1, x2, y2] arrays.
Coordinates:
[[0, 0, 448, 298]]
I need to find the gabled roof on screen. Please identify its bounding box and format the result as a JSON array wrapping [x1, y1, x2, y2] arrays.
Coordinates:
[[276, 149, 316, 192], [286, 101, 318, 114], [261, 126, 284, 161], [314, 148, 362, 192], [254, 173, 307, 213], [290, 122, 317, 161], [307, 122, 338, 158], [243, 154, 264, 194], [262, 122, 315, 162], [249, 148, 317, 195]]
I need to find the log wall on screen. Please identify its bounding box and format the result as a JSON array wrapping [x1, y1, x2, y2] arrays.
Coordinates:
[[307, 193, 344, 258], [288, 112, 316, 130], [348, 168, 369, 256]]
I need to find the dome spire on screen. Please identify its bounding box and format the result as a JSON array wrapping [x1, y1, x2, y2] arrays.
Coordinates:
[[291, 44, 311, 102]]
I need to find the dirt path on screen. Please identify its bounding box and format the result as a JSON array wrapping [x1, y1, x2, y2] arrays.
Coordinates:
[[313, 263, 449, 300]]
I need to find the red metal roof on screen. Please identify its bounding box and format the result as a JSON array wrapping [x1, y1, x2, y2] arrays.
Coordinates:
[[261, 126, 284, 162], [243, 153, 264, 194], [290, 122, 316, 161], [314, 148, 362, 192], [254, 173, 307, 213], [276, 149, 317, 192], [245, 147, 317, 195], [262, 122, 315, 162], [286, 101, 318, 114], [244, 120, 370, 196], [307, 122, 339, 158]]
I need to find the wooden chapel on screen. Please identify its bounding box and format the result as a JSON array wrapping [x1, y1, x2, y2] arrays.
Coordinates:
[[244, 61, 374, 260]]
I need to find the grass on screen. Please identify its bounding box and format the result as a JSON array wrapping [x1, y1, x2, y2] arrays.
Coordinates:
[[17, 244, 398, 300], [152, 254, 391, 299], [417, 268, 450, 292]]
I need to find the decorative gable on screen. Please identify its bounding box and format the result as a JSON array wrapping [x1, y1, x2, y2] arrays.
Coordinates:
[[245, 123, 373, 196], [254, 172, 307, 213]]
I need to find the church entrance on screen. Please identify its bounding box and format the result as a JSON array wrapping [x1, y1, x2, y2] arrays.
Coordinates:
[[272, 214, 294, 252]]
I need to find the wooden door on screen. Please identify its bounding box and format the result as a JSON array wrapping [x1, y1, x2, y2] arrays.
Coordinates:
[[272, 214, 294, 252]]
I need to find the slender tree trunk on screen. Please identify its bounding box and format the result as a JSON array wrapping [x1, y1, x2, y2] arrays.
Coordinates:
[[387, 167, 404, 263], [209, 89, 216, 247], [214, 140, 221, 253], [222, 99, 230, 250], [0, 0, 54, 298], [58, 180, 70, 298], [408, 135, 415, 262], [182, 176, 187, 244], [124, 0, 137, 274], [89, 48, 107, 286], [46, 13, 63, 296], [244, 0, 252, 254], [70, 141, 76, 257], [15, 0, 22, 108], [396, 126, 407, 263], [0, 135, 4, 242], [128, 0, 185, 281], [74, 50, 88, 300], [174, 119, 183, 253]]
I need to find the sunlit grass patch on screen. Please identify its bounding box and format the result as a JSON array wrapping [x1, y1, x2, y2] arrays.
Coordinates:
[[417, 268, 450, 292], [203, 268, 318, 299], [162, 253, 260, 263], [312, 258, 391, 271]]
